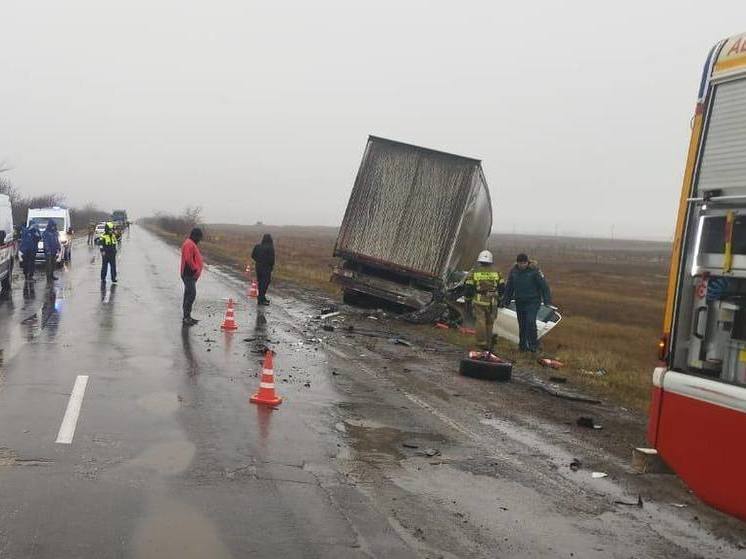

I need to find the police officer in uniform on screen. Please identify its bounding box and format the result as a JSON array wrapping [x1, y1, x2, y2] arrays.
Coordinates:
[[99, 222, 118, 283], [464, 250, 504, 351]]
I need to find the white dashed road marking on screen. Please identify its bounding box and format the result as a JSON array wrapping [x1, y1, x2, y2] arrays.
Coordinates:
[[55, 375, 89, 444]]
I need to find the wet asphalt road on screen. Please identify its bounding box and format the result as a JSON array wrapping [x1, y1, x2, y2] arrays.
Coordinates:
[[0, 227, 744, 559], [0, 228, 413, 559]]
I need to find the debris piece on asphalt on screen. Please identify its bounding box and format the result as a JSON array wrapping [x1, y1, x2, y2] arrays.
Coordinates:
[[549, 376, 567, 383], [591, 472, 608, 479], [670, 503, 687, 508], [391, 338, 412, 347], [242, 337, 256, 342], [322, 325, 335, 332], [402, 442, 419, 449], [320, 311, 340, 320], [420, 448, 441, 457], [614, 496, 643, 508], [576, 416, 602, 430], [367, 315, 379, 320], [434, 322, 449, 329], [569, 459, 582, 471], [320, 306, 338, 315]]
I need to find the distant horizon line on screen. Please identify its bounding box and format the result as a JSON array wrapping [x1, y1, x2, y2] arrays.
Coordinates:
[[195, 221, 673, 244]]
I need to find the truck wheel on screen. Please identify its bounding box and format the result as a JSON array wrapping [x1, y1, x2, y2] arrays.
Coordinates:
[[459, 358, 512, 381]]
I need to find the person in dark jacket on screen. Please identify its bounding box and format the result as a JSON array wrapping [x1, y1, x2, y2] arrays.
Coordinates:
[[180, 228, 204, 326], [251, 234, 275, 305], [20, 224, 41, 280], [99, 222, 118, 283], [501, 253, 551, 353], [42, 220, 61, 282]]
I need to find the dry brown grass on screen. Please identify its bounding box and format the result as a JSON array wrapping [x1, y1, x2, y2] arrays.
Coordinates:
[[149, 223, 670, 410]]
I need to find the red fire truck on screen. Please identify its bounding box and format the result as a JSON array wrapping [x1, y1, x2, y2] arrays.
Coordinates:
[[649, 32, 746, 521]]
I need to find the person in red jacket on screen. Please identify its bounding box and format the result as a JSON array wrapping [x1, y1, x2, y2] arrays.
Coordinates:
[[180, 228, 204, 326]]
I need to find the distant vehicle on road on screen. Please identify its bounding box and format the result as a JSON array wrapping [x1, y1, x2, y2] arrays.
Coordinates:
[[27, 207, 72, 264], [93, 222, 107, 245], [112, 209, 128, 228], [649, 31, 746, 522], [0, 194, 16, 295], [332, 136, 492, 315]]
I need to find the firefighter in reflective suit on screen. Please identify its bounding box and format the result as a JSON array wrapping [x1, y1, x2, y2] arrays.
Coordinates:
[[464, 250, 504, 351]]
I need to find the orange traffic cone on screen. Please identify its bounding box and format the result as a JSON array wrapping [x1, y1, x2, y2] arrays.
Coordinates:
[[248, 280, 258, 299], [250, 351, 283, 406], [220, 298, 239, 331]]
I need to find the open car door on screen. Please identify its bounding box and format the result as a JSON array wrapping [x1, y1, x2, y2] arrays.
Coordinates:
[[493, 302, 562, 345]]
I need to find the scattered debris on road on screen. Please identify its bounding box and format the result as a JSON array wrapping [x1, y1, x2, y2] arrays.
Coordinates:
[[576, 416, 603, 430], [591, 472, 608, 479]]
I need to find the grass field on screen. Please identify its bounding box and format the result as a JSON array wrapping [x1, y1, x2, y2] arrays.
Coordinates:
[[153, 223, 671, 410]]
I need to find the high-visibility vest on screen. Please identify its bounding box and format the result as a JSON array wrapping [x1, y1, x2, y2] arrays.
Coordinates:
[[465, 267, 503, 307]]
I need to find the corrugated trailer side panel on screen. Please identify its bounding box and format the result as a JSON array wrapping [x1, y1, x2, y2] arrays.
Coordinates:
[[335, 137, 478, 279], [445, 167, 493, 277]]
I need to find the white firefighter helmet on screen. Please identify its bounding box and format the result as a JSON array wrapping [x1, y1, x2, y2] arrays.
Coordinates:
[[477, 250, 493, 264]]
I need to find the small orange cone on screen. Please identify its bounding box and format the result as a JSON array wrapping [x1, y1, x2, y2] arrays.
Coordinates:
[[250, 351, 283, 406], [220, 298, 239, 331], [248, 280, 259, 299]]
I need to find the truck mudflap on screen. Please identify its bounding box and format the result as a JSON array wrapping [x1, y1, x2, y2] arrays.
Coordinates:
[[331, 267, 433, 309]]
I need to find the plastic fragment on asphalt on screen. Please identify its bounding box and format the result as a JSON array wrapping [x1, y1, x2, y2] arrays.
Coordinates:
[[591, 472, 608, 479], [320, 311, 340, 320]]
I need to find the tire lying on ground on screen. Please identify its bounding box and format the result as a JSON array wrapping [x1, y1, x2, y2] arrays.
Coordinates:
[[459, 358, 512, 381]]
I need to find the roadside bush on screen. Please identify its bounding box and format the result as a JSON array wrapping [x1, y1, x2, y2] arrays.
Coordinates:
[[141, 207, 203, 238]]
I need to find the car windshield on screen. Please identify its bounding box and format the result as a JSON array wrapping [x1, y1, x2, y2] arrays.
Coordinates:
[[29, 217, 65, 231]]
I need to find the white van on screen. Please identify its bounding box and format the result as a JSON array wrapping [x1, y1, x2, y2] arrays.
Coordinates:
[[0, 194, 16, 294], [27, 207, 73, 264]]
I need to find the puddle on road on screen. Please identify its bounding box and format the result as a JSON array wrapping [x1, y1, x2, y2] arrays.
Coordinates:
[[128, 440, 196, 476], [132, 498, 233, 559]]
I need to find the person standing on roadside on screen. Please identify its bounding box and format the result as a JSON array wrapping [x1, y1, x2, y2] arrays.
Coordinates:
[[251, 234, 275, 306], [87, 221, 96, 246], [42, 220, 60, 282], [180, 227, 204, 326], [99, 222, 118, 283], [501, 253, 551, 353], [20, 224, 41, 281]]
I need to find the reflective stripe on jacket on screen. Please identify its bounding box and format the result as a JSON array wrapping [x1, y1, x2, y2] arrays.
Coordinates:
[[465, 265, 503, 307], [99, 233, 117, 256]]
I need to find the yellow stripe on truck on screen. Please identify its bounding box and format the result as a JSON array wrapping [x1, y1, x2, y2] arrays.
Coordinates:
[[662, 111, 705, 334]]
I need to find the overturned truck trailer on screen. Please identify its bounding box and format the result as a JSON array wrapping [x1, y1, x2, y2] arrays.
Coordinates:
[[332, 136, 492, 310]]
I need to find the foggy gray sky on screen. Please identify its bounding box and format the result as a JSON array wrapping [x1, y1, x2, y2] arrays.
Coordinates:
[[1, 1, 744, 240]]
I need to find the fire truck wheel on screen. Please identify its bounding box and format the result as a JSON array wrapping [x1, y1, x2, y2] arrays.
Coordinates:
[[459, 358, 512, 382]]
